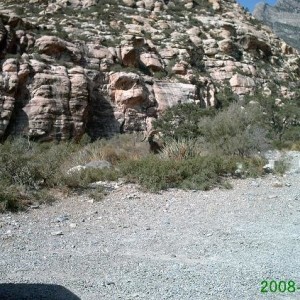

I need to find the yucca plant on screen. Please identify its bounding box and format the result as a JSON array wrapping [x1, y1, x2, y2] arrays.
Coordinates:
[[159, 138, 202, 160]]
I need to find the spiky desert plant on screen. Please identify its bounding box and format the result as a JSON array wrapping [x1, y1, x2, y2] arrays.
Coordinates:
[[159, 138, 202, 160]]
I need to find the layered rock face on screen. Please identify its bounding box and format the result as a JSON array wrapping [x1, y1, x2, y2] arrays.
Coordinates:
[[0, 0, 300, 141], [253, 0, 300, 51]]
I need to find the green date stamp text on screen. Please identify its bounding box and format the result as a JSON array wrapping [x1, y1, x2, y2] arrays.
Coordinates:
[[261, 280, 300, 293]]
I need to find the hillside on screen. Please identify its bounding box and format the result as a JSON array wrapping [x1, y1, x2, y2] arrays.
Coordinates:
[[0, 0, 300, 141]]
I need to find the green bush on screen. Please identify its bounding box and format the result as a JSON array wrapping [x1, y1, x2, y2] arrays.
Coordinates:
[[244, 92, 300, 148], [88, 186, 107, 202], [120, 155, 265, 192], [200, 103, 268, 156], [65, 133, 148, 167], [216, 86, 239, 108], [0, 138, 77, 212], [153, 103, 216, 140], [155, 102, 268, 156], [0, 128, 271, 212], [0, 138, 77, 189], [0, 184, 55, 213], [274, 159, 289, 175], [263, 96, 300, 142], [0, 186, 26, 213]]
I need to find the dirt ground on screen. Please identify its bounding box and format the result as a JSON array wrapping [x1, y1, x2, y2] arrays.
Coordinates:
[[0, 152, 299, 300]]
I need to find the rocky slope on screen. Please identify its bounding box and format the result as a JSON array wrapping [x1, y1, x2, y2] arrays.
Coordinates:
[[253, 0, 300, 51], [0, 0, 300, 141]]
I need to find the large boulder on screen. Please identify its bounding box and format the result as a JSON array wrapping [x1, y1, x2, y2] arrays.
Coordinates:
[[140, 52, 163, 71], [239, 34, 272, 58], [35, 36, 82, 62], [153, 82, 196, 112], [109, 72, 148, 109], [229, 74, 256, 95]]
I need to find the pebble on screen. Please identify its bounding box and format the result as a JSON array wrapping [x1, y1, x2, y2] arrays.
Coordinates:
[[272, 181, 284, 188], [103, 281, 116, 287], [51, 231, 63, 236], [5, 230, 12, 236], [126, 193, 140, 200], [55, 215, 69, 223], [30, 204, 40, 209], [250, 180, 260, 187]]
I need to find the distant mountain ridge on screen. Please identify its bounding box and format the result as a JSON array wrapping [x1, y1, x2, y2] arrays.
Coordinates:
[[253, 0, 300, 50]]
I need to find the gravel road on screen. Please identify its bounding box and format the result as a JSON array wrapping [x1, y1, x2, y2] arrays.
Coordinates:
[[1, 152, 300, 300]]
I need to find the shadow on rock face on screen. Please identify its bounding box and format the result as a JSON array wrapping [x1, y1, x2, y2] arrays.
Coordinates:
[[0, 283, 81, 300]]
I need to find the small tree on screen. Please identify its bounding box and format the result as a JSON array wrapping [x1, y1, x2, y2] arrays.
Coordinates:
[[199, 103, 268, 156], [250, 92, 300, 143], [153, 103, 216, 140]]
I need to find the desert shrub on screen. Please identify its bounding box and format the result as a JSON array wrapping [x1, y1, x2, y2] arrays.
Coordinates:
[[0, 184, 55, 213], [200, 103, 268, 156], [274, 159, 290, 175], [153, 103, 216, 140], [0, 185, 26, 213], [155, 102, 268, 156], [0, 138, 78, 212], [0, 138, 77, 189], [245, 92, 300, 147], [120, 155, 265, 192], [193, 0, 214, 11], [88, 186, 107, 202], [153, 71, 166, 80], [216, 86, 239, 108]]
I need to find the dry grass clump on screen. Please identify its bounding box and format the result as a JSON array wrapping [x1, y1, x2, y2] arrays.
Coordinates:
[[159, 138, 202, 160], [65, 133, 148, 168]]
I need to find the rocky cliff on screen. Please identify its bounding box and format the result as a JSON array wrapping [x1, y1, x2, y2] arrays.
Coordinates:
[[0, 0, 299, 141], [253, 0, 300, 51]]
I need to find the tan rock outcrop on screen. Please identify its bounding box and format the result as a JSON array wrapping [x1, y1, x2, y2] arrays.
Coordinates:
[[35, 36, 82, 62], [68, 67, 89, 138], [121, 46, 137, 67], [239, 34, 272, 58], [0, 96, 15, 138], [87, 44, 114, 60], [140, 52, 163, 71], [229, 74, 256, 95], [208, 0, 220, 10], [122, 0, 135, 7], [153, 82, 196, 112], [172, 62, 187, 75], [109, 72, 148, 109]]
